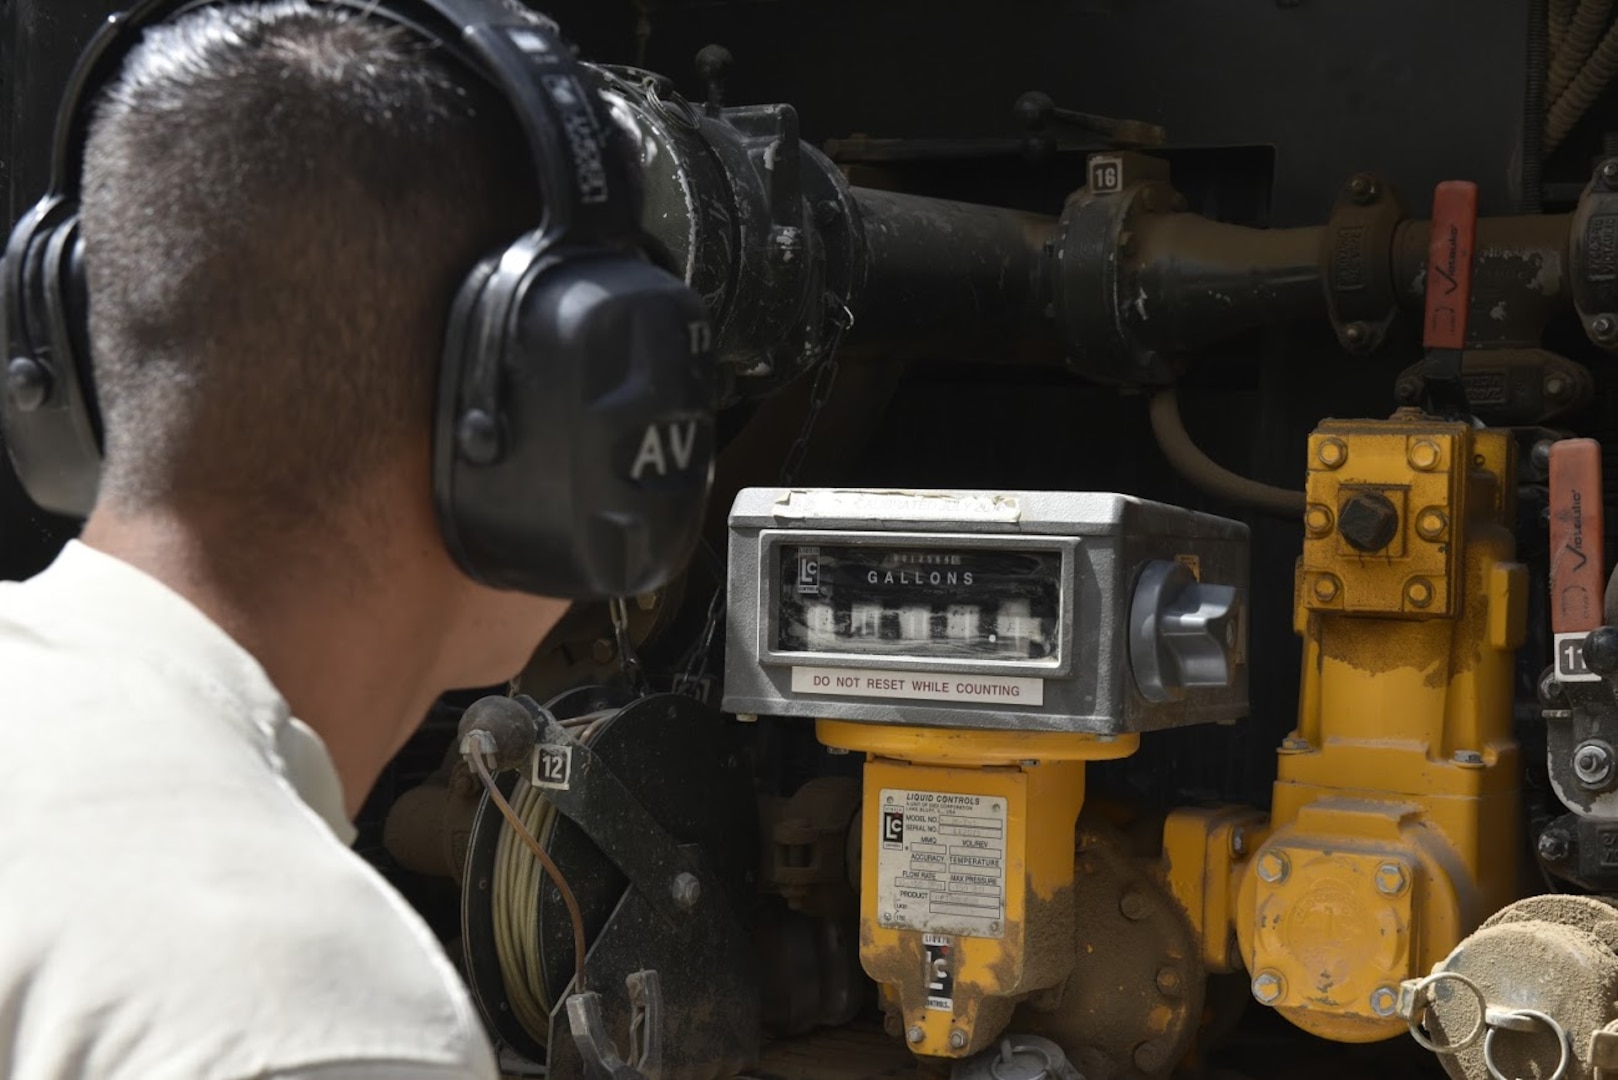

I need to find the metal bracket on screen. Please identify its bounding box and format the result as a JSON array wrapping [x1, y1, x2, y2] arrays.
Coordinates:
[[567, 971, 665, 1080]]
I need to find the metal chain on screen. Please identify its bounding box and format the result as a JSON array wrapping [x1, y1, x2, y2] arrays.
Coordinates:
[[673, 293, 856, 702]]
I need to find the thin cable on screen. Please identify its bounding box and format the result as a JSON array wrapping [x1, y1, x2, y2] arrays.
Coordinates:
[[1147, 387, 1306, 519], [472, 754, 589, 999]]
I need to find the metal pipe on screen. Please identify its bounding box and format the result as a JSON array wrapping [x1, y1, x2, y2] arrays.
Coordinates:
[[1147, 388, 1306, 519], [1391, 215, 1572, 345], [845, 188, 1057, 359]]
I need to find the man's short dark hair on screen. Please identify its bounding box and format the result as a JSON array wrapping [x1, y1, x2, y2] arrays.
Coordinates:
[[81, 0, 536, 527]]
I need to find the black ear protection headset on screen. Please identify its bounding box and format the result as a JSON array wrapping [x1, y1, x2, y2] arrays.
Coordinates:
[[2, 0, 718, 599]]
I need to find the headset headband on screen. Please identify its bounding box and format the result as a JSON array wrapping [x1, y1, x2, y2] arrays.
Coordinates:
[[47, 0, 639, 249]]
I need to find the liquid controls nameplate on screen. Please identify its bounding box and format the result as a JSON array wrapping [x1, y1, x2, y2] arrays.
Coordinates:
[[876, 788, 1007, 939]]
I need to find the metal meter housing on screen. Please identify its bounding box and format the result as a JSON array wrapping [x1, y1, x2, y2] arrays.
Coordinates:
[[723, 488, 1250, 733]]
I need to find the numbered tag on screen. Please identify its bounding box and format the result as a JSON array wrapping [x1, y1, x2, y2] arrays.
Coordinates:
[[532, 744, 574, 789], [1089, 155, 1124, 194], [1555, 631, 1602, 683]]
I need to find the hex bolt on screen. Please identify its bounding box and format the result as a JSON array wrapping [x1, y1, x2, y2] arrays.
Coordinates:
[[1317, 437, 1348, 468], [1406, 578, 1434, 608], [1603, 159, 1618, 187], [1230, 828, 1248, 857], [1594, 314, 1618, 343], [1342, 321, 1369, 347], [1256, 850, 1290, 884], [1374, 862, 1409, 897], [1348, 174, 1379, 205], [1395, 376, 1424, 403], [1252, 970, 1285, 1004], [1574, 741, 1614, 787], [1532, 440, 1554, 473], [1338, 491, 1401, 552], [1120, 889, 1151, 921], [1538, 829, 1571, 863], [1156, 966, 1184, 997], [1454, 749, 1485, 765], [1134, 1040, 1168, 1071], [1585, 626, 1618, 676], [1281, 736, 1311, 752], [1416, 508, 1449, 541], [1545, 373, 1571, 399], [1370, 986, 1398, 1017], [1408, 440, 1442, 471], [671, 872, 702, 910], [1304, 504, 1334, 537], [907, 1026, 925, 1045], [949, 1031, 968, 1050], [1313, 575, 1341, 603]]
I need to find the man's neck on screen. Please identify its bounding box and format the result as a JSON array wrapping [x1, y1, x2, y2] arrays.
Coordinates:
[[80, 509, 456, 817]]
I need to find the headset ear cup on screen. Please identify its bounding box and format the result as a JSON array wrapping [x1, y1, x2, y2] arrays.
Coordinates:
[[2, 201, 104, 516]]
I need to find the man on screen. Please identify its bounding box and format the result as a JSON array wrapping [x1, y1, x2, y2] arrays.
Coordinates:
[[0, 2, 569, 1076]]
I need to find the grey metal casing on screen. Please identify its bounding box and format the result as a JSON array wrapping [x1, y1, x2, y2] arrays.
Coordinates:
[[722, 487, 1250, 734]]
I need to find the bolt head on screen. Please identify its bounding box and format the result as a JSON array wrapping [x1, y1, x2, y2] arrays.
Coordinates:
[[1134, 1040, 1167, 1071], [1348, 174, 1378, 204], [1230, 828, 1248, 857], [1370, 986, 1398, 1017], [1155, 966, 1184, 996], [906, 1025, 925, 1044], [671, 872, 702, 909], [1120, 890, 1151, 921], [1416, 508, 1449, 541], [1532, 440, 1554, 473], [1343, 321, 1369, 346], [1595, 314, 1618, 342], [949, 1030, 968, 1050], [1395, 376, 1423, 403], [1409, 440, 1442, 471], [1338, 491, 1400, 552], [1374, 862, 1409, 896], [1252, 971, 1284, 1004], [1281, 736, 1311, 751], [1304, 504, 1334, 537], [1454, 749, 1485, 765], [1312, 575, 1341, 602], [1545, 373, 1571, 398], [1574, 741, 1614, 786], [1602, 159, 1618, 187], [1317, 437, 1348, 468], [1406, 578, 1435, 608], [1538, 829, 1571, 862], [1256, 850, 1290, 884]]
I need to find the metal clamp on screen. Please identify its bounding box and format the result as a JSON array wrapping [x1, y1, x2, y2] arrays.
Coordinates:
[[1483, 1009, 1571, 1080]]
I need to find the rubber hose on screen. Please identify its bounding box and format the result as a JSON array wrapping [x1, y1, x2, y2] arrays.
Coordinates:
[[1548, 0, 1613, 103], [1552, 0, 1576, 65], [1549, 14, 1618, 151], [1147, 389, 1306, 519]]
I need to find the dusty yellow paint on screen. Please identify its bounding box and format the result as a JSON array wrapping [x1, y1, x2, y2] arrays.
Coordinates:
[[1172, 412, 1525, 1043], [825, 724, 1123, 1058]]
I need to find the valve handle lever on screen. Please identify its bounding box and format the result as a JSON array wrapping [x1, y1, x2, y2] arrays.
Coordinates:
[[1418, 180, 1479, 418], [1549, 439, 1606, 647]]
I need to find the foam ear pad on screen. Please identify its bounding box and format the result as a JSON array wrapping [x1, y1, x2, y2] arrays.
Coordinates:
[[2, 201, 103, 517], [433, 250, 716, 599]]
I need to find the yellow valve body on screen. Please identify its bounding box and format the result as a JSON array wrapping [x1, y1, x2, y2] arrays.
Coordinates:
[[819, 723, 1123, 1058]]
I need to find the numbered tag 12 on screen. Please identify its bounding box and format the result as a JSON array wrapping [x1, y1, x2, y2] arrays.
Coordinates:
[[532, 743, 574, 789]]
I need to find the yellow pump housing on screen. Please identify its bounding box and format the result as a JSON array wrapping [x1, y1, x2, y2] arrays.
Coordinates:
[[818, 721, 1135, 1058], [1167, 411, 1526, 1043]]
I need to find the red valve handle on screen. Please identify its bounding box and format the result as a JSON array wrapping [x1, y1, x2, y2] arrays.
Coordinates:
[[1550, 437, 1605, 636], [1422, 180, 1479, 352]]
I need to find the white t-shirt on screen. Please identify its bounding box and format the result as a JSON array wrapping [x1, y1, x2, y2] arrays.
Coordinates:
[[0, 541, 498, 1080]]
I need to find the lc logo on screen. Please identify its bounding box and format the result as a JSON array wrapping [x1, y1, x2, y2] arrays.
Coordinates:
[[629, 420, 700, 480]]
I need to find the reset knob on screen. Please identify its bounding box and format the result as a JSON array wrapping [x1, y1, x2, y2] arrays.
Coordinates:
[[1129, 560, 1239, 704]]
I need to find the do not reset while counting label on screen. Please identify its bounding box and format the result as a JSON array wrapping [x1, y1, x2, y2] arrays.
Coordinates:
[[790, 665, 1044, 706]]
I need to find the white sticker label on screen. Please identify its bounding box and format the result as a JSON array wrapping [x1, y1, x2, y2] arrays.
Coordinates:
[[923, 933, 954, 1011], [791, 666, 1044, 706], [1556, 631, 1602, 682], [876, 789, 1007, 938]]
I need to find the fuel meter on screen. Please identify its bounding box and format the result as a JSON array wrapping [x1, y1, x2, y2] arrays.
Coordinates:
[[723, 487, 1250, 732]]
